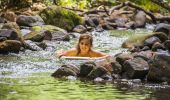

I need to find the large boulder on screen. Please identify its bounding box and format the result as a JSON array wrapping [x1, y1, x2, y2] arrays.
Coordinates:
[[147, 52, 170, 83], [39, 6, 84, 31], [0, 40, 22, 53], [16, 15, 45, 27], [51, 64, 80, 78], [31, 25, 70, 41], [123, 57, 149, 79], [134, 11, 146, 28]]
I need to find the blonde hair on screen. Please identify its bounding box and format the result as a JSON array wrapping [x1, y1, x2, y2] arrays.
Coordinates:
[[76, 34, 93, 55]]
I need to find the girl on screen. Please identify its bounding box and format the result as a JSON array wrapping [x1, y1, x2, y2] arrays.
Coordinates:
[[57, 34, 108, 58]]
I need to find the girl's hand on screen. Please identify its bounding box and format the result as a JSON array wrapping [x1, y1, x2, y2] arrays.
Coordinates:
[[56, 49, 64, 58]]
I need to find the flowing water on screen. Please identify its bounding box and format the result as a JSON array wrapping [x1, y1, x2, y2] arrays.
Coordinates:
[[0, 29, 170, 100]]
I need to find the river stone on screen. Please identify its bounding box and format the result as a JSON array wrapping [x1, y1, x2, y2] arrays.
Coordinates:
[[0, 17, 7, 23], [31, 25, 70, 41], [144, 36, 161, 48], [147, 52, 170, 83], [116, 52, 133, 66], [152, 32, 168, 43], [61, 64, 80, 75], [88, 67, 108, 79], [24, 31, 45, 42], [0, 37, 7, 42], [25, 40, 43, 51], [123, 57, 149, 79], [51, 67, 77, 78], [151, 42, 165, 51], [110, 61, 122, 74], [72, 25, 87, 33], [0, 29, 19, 40], [0, 40, 21, 53], [79, 62, 96, 77], [133, 50, 153, 61], [154, 23, 170, 37], [16, 15, 45, 27], [134, 11, 146, 28], [163, 40, 170, 51]]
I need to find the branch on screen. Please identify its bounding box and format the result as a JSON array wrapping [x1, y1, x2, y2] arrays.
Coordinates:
[[151, 0, 170, 10]]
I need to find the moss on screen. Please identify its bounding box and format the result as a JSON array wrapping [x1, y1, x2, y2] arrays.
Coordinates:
[[39, 6, 84, 31]]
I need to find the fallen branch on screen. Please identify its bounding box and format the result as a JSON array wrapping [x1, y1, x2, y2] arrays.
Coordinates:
[[151, 0, 170, 10], [125, 1, 157, 23]]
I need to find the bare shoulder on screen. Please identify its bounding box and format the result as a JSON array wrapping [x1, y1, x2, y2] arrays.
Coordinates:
[[90, 50, 108, 57], [62, 48, 78, 56]]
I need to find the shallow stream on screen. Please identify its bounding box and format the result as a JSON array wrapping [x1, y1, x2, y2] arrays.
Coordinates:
[[0, 29, 170, 100]]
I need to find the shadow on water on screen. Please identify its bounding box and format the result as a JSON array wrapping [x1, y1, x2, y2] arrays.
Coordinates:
[[0, 29, 170, 100]]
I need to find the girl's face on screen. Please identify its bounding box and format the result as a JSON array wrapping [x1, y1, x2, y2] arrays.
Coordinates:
[[79, 39, 91, 54]]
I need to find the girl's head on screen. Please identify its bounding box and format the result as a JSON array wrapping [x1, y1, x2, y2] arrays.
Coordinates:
[[77, 34, 93, 54]]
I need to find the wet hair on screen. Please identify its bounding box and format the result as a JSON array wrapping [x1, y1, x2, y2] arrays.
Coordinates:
[[76, 34, 93, 55]]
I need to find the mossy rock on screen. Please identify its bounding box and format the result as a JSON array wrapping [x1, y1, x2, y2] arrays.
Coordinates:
[[39, 6, 84, 31]]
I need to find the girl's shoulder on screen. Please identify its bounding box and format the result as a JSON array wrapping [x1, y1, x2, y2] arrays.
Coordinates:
[[90, 50, 107, 57], [64, 48, 78, 56]]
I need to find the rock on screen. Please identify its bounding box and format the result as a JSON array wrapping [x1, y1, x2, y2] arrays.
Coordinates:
[[116, 52, 133, 66], [72, 25, 87, 33], [152, 32, 168, 43], [147, 52, 170, 83], [24, 31, 45, 42], [144, 36, 161, 48], [51, 64, 80, 78], [39, 6, 83, 31], [134, 11, 146, 28], [101, 74, 112, 81], [123, 57, 149, 79], [24, 40, 43, 51], [0, 17, 7, 23], [152, 42, 165, 51], [0, 40, 22, 53], [79, 62, 96, 77], [110, 61, 122, 74], [0, 29, 20, 40], [3, 11, 17, 22], [51, 67, 77, 78], [133, 50, 154, 61], [163, 40, 170, 51], [0, 37, 7, 42], [115, 18, 128, 28], [141, 46, 150, 51], [35, 42, 47, 50], [88, 67, 108, 79], [31, 25, 69, 41], [16, 15, 45, 27], [154, 23, 170, 37]]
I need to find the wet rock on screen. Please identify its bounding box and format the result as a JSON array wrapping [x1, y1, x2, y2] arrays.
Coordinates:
[[85, 17, 99, 27], [88, 67, 108, 79], [0, 17, 7, 23], [25, 40, 43, 51], [0, 37, 7, 42], [0, 29, 20, 40], [51, 64, 80, 78], [163, 40, 170, 51], [152, 32, 168, 43], [110, 61, 122, 74], [24, 31, 45, 42], [31, 25, 69, 41], [51, 67, 77, 78], [116, 53, 133, 66], [144, 36, 161, 48], [73, 25, 87, 33], [152, 42, 165, 51], [3, 11, 17, 22], [147, 52, 170, 83], [154, 23, 170, 37], [0, 40, 22, 53], [16, 15, 45, 27], [79, 62, 96, 77], [134, 11, 146, 28], [123, 57, 149, 79], [35, 42, 47, 50], [141, 46, 150, 51], [94, 77, 104, 82], [115, 18, 128, 28], [133, 50, 153, 61], [101, 74, 112, 81]]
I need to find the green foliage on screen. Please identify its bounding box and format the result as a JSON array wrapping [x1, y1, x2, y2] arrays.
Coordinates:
[[0, 0, 32, 9], [39, 6, 84, 31]]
